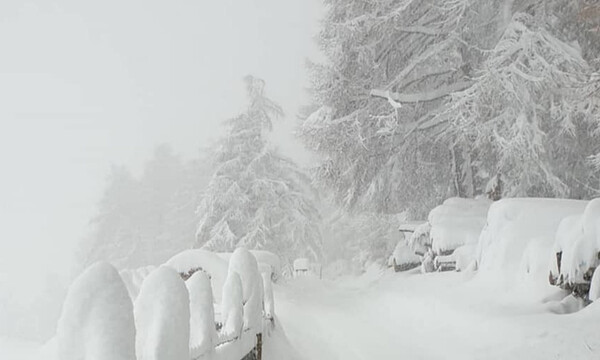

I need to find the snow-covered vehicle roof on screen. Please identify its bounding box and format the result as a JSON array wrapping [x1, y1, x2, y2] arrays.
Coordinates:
[[293, 258, 310, 271], [164, 249, 229, 304], [428, 197, 491, 254], [477, 198, 587, 278], [398, 221, 427, 233]]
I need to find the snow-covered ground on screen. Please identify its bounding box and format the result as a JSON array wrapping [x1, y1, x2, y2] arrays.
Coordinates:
[[5, 266, 600, 359], [275, 270, 600, 360]]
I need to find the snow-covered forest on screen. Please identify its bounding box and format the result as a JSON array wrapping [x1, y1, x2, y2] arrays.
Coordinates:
[[2, 0, 600, 359]]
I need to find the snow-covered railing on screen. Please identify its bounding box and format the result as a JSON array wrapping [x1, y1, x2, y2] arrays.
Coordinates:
[[56, 247, 277, 360]]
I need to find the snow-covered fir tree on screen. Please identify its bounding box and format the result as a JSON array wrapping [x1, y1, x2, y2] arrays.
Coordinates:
[[195, 76, 323, 264], [78, 145, 211, 270]]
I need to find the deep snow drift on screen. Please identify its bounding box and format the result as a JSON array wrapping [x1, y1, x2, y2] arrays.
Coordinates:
[[276, 270, 600, 360]]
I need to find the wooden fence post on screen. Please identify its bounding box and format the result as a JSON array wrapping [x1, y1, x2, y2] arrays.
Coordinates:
[[256, 333, 262, 360]]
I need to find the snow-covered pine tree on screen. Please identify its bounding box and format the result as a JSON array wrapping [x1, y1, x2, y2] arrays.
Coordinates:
[[195, 76, 323, 264]]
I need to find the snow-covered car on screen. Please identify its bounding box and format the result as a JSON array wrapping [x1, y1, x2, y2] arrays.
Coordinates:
[[388, 240, 421, 272], [549, 199, 600, 298], [477, 198, 587, 282], [420, 197, 491, 272], [293, 258, 310, 276]]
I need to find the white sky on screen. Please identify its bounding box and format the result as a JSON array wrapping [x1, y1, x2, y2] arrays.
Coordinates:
[[0, 0, 323, 278]]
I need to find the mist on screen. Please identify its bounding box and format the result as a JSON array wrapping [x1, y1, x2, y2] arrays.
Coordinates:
[[0, 0, 322, 341]]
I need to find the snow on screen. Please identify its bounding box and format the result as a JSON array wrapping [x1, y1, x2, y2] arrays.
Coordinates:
[[119, 265, 156, 300], [218, 250, 282, 282], [134, 266, 190, 360], [220, 271, 244, 338], [228, 248, 263, 333], [589, 266, 600, 302], [276, 270, 600, 360], [477, 198, 587, 282], [293, 258, 310, 272], [428, 197, 491, 254], [55, 262, 135, 360], [554, 198, 600, 287], [388, 240, 421, 267], [186, 271, 217, 359], [164, 249, 229, 304], [262, 272, 275, 320]]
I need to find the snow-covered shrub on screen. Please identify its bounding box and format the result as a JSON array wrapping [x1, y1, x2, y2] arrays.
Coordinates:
[[119, 265, 156, 301], [228, 248, 263, 333], [56, 262, 135, 360], [186, 271, 217, 358], [478, 198, 587, 281], [428, 197, 491, 255], [134, 266, 190, 360], [164, 249, 229, 304], [220, 271, 244, 338]]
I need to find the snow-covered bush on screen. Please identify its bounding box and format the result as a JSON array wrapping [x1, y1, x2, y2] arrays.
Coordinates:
[[220, 271, 244, 338], [186, 271, 217, 358], [228, 248, 263, 333], [56, 262, 135, 360], [429, 197, 491, 256], [134, 266, 190, 360], [164, 249, 229, 304], [478, 198, 587, 281]]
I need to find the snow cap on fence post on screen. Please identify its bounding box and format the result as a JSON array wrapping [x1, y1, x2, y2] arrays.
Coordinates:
[[228, 247, 263, 332], [56, 261, 135, 360], [134, 266, 190, 360], [221, 271, 244, 338], [186, 270, 217, 358], [261, 272, 275, 320]]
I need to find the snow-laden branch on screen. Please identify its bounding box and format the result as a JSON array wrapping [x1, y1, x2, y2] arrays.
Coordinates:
[[370, 81, 473, 103]]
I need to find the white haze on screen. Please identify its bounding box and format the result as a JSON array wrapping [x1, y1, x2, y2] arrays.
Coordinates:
[[0, 0, 322, 339]]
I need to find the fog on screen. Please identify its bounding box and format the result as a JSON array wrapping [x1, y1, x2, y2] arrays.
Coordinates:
[[0, 0, 321, 340], [0, 0, 321, 274]]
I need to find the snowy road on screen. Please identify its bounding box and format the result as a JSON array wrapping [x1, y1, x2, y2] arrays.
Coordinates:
[[274, 270, 600, 360]]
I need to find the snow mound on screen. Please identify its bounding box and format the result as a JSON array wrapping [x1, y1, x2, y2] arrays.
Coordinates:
[[478, 198, 587, 280], [164, 249, 229, 304], [228, 247, 263, 332], [134, 266, 190, 360], [119, 265, 156, 300], [220, 271, 244, 338], [428, 197, 491, 254], [186, 271, 217, 358], [56, 262, 135, 360]]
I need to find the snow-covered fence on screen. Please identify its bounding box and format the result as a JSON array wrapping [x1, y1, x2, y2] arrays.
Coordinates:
[[56, 248, 275, 360], [56, 262, 136, 360], [135, 266, 191, 360]]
